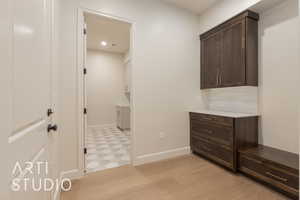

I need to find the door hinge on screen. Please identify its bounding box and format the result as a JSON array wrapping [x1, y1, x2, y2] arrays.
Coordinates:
[[83, 28, 87, 35], [84, 108, 87, 114], [84, 68, 87, 75], [84, 148, 87, 154]]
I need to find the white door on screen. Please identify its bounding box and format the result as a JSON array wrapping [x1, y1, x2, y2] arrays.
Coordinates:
[[3, 0, 57, 199]]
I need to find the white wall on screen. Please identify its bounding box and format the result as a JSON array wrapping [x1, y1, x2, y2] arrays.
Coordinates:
[[87, 50, 128, 126], [199, 0, 261, 34], [59, 0, 200, 172], [199, 0, 299, 154], [299, 0, 300, 159], [0, 0, 12, 199], [258, 0, 299, 153]]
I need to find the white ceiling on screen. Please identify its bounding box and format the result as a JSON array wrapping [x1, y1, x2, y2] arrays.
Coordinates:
[[85, 13, 131, 53], [163, 0, 218, 15]]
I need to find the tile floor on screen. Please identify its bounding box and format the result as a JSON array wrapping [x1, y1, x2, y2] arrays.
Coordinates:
[[85, 125, 131, 173]]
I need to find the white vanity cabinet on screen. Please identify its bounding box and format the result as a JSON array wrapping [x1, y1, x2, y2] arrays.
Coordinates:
[[116, 105, 130, 130]]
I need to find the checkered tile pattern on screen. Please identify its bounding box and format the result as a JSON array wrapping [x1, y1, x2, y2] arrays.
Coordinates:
[[85, 125, 131, 173]]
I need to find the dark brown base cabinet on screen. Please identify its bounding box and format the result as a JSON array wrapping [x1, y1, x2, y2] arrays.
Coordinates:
[[239, 145, 299, 199], [190, 112, 299, 199], [190, 112, 258, 172]]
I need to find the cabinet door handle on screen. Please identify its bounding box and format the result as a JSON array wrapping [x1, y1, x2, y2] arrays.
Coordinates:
[[242, 37, 245, 49], [265, 172, 288, 182], [202, 117, 213, 121]]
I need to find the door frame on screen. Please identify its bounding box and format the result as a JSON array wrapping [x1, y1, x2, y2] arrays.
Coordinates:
[[77, 7, 136, 175]]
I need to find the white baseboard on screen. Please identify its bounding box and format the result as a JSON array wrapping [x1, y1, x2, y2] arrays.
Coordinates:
[[133, 146, 191, 166], [88, 123, 116, 128], [61, 169, 83, 180]]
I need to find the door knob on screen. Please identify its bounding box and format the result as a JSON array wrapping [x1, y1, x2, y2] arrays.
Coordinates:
[[48, 124, 58, 132]]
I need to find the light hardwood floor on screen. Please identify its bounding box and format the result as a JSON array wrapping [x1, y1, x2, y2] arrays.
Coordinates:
[[61, 154, 289, 200]]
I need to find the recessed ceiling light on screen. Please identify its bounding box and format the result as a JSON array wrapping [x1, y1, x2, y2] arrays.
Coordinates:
[[101, 41, 107, 46]]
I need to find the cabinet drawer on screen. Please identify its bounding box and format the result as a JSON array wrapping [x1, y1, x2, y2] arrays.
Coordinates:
[[191, 120, 233, 147], [190, 113, 233, 127], [191, 136, 233, 168], [239, 155, 299, 192]]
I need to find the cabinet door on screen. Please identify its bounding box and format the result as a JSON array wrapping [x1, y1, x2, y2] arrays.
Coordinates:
[[201, 32, 222, 89], [221, 20, 246, 87]]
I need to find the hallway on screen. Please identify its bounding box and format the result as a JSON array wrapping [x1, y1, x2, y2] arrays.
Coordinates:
[[85, 126, 131, 173]]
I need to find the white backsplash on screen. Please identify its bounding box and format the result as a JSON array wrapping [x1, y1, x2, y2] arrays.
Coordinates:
[[201, 86, 258, 114]]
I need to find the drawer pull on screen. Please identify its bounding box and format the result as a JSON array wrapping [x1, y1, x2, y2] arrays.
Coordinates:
[[266, 172, 288, 182], [202, 117, 213, 121], [243, 156, 263, 164]]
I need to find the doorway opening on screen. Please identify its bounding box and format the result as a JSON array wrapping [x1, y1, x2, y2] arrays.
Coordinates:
[[82, 12, 133, 173]]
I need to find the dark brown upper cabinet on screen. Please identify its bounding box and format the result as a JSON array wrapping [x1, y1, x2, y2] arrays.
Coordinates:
[[200, 10, 259, 89]]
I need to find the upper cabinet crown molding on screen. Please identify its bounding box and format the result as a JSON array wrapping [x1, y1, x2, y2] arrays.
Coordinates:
[[200, 10, 259, 90]]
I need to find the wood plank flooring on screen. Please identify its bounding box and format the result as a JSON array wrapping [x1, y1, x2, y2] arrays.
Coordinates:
[[61, 154, 290, 200]]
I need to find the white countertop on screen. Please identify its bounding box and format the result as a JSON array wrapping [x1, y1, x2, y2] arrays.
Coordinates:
[[189, 109, 258, 118]]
